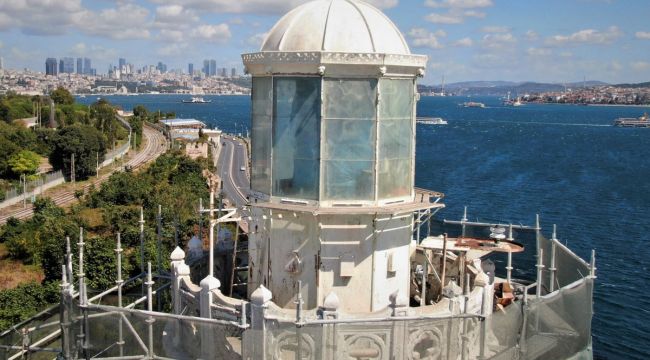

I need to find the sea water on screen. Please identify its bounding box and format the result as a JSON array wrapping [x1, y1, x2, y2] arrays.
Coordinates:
[[79, 94, 650, 360]]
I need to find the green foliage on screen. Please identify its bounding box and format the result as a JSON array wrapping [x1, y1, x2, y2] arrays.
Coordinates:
[[0, 93, 35, 123], [0, 281, 60, 331], [128, 116, 144, 148], [49, 124, 106, 180], [0, 152, 211, 329], [8, 150, 41, 177], [50, 87, 74, 105]]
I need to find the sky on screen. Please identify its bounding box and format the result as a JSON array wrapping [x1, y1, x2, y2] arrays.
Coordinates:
[[0, 0, 649, 85]]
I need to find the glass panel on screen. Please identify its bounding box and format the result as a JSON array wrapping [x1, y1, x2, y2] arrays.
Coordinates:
[[323, 160, 374, 200], [378, 120, 412, 160], [272, 77, 321, 200], [322, 79, 378, 201], [379, 79, 414, 120], [251, 77, 272, 194], [378, 158, 411, 198], [323, 119, 375, 161], [378, 79, 414, 199], [324, 78, 377, 119]]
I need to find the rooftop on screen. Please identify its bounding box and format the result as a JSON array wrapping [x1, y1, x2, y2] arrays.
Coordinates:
[[160, 118, 206, 128]]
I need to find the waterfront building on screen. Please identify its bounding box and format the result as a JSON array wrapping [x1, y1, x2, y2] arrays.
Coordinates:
[[45, 58, 57, 76]]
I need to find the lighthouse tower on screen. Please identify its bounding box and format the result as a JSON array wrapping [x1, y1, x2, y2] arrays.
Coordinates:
[[242, 0, 437, 313]]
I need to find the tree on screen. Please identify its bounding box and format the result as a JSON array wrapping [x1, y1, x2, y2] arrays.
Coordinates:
[[7, 150, 40, 178], [133, 105, 149, 119], [49, 124, 106, 180], [50, 87, 74, 105]]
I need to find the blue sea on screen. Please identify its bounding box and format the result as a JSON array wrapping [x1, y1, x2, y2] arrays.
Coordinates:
[[79, 94, 650, 360]]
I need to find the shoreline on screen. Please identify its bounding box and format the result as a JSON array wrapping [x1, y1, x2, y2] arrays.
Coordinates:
[[525, 102, 650, 108]]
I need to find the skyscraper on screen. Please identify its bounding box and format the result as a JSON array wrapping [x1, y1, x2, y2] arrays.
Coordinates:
[[76, 58, 83, 74], [0, 57, 4, 71], [231, 68, 236, 78], [188, 63, 194, 76], [203, 60, 209, 76], [46, 58, 58, 76], [60, 57, 74, 74], [83, 58, 91, 75], [119, 58, 126, 71], [157, 61, 167, 73], [221, 67, 227, 77], [209, 60, 217, 77]]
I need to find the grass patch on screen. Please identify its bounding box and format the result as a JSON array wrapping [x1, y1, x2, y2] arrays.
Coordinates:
[[0, 243, 44, 290]]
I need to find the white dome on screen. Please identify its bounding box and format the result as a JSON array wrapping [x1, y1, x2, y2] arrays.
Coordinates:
[[262, 0, 411, 55]]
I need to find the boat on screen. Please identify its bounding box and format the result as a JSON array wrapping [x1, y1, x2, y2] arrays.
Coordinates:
[[417, 117, 448, 125], [503, 92, 523, 107], [463, 101, 485, 108], [182, 96, 212, 104], [613, 113, 649, 127]]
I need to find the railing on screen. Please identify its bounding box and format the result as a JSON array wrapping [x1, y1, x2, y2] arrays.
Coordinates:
[[0, 171, 65, 209]]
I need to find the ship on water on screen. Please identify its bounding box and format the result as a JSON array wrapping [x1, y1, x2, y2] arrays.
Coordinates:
[[182, 96, 212, 104], [418, 117, 448, 125], [464, 101, 486, 108], [0, 1, 595, 359], [613, 113, 649, 127]]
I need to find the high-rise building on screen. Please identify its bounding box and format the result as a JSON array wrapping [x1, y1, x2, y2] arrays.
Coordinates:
[[157, 61, 167, 73], [46, 58, 58, 76], [60, 57, 74, 74], [221, 67, 227, 77], [83, 58, 91, 75], [76, 58, 83, 74], [203, 60, 209, 76], [188, 63, 194, 76], [119, 58, 126, 71], [0, 57, 4, 71], [209, 60, 217, 77], [231, 68, 236, 78]]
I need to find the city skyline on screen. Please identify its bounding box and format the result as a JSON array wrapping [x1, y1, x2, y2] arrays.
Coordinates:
[[0, 0, 649, 84]]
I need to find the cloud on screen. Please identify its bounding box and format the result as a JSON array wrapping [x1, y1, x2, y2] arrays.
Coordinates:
[[631, 61, 650, 71], [190, 24, 231, 43], [0, 0, 86, 35], [635, 31, 650, 40], [546, 26, 623, 46], [409, 28, 446, 49], [154, 5, 198, 25], [525, 30, 539, 41], [247, 32, 269, 48], [157, 43, 189, 57], [527, 47, 551, 56], [424, 0, 489, 26], [159, 29, 185, 43], [481, 26, 509, 33], [425, 9, 485, 24], [70, 43, 117, 59], [425, 0, 493, 9], [452, 37, 473, 47], [76, 3, 152, 40], [481, 33, 516, 49], [148, 0, 397, 15]]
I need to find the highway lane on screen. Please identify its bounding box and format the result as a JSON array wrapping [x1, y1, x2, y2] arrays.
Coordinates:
[[0, 124, 168, 225], [216, 136, 250, 208]]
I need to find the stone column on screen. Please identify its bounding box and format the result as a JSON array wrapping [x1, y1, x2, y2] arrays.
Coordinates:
[[244, 285, 273, 360], [199, 275, 221, 359], [390, 291, 409, 360], [170, 247, 188, 315]]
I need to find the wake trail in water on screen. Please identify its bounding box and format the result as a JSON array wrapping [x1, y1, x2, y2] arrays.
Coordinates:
[[480, 119, 611, 127]]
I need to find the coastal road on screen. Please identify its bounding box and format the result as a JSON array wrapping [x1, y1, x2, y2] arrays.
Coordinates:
[[0, 124, 168, 225], [216, 136, 250, 209]]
